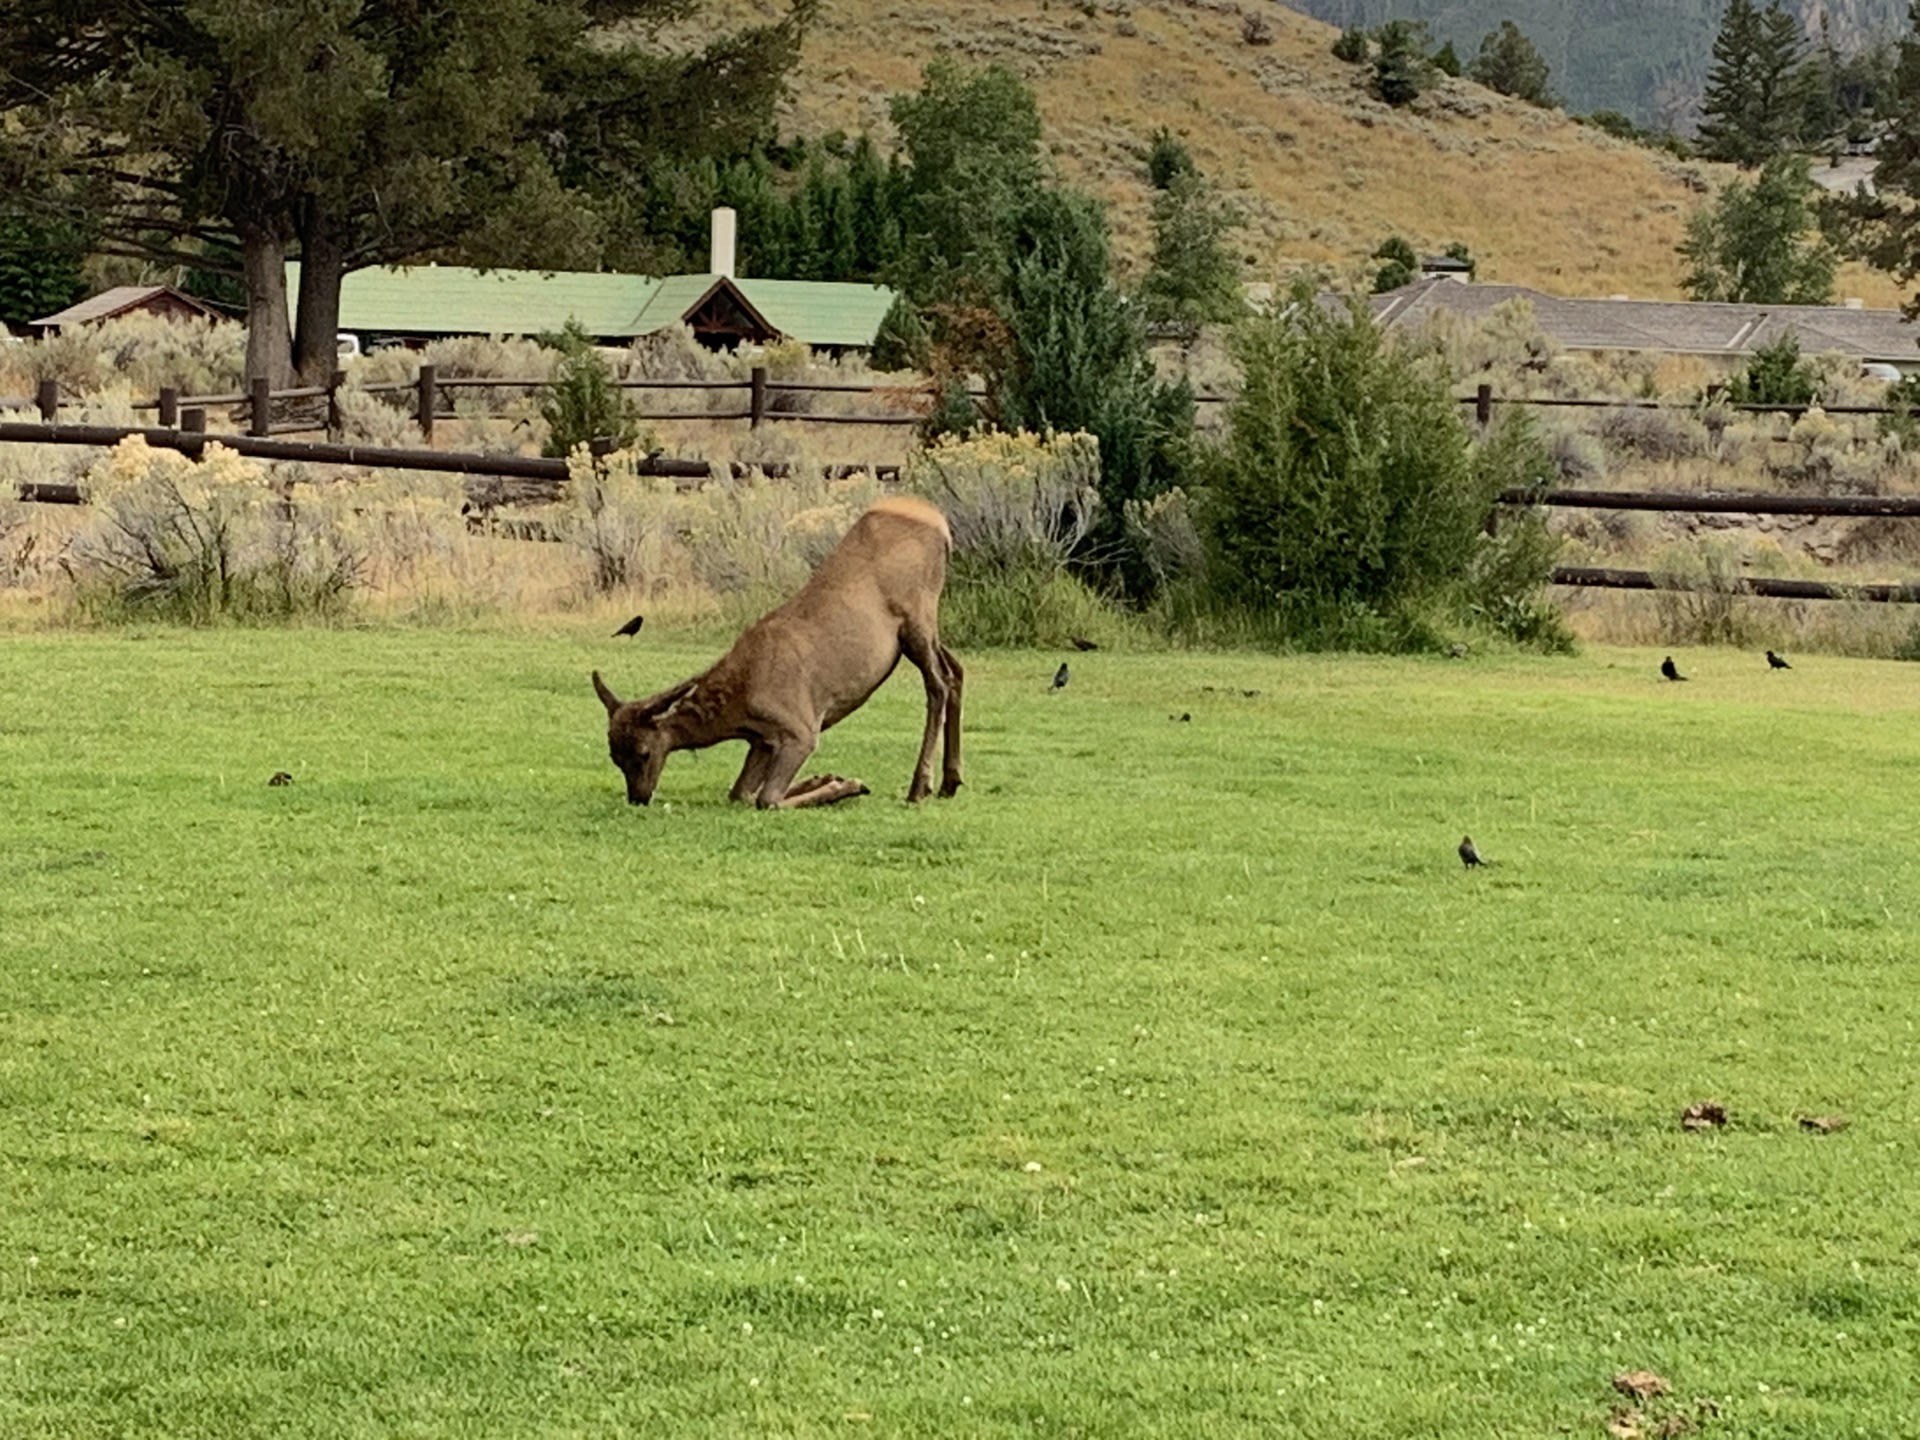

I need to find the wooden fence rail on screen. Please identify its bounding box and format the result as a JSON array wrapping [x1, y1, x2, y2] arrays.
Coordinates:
[[16, 373, 1919, 439], [12, 386, 1920, 604], [1551, 566, 1920, 603]]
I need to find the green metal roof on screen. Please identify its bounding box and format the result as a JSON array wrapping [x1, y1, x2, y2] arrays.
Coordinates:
[[297, 263, 896, 348], [631, 274, 896, 348], [290, 262, 661, 340], [734, 277, 898, 348]]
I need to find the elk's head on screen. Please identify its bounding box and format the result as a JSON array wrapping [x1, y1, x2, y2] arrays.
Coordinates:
[[592, 670, 686, 805]]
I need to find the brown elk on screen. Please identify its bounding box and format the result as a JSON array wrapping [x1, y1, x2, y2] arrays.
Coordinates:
[[591, 495, 964, 809]]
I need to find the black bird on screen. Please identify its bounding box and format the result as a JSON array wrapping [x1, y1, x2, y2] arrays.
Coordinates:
[[612, 614, 645, 638], [1459, 835, 1485, 868], [268, 771, 294, 787], [1051, 662, 1070, 691], [1767, 649, 1792, 670], [1661, 656, 1687, 682], [1070, 636, 1099, 651]]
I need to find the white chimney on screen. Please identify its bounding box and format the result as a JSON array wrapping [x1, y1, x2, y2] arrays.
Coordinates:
[[709, 207, 737, 278]]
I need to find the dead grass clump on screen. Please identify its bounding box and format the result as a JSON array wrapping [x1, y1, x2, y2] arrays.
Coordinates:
[[1547, 426, 1607, 483], [1650, 541, 1762, 647], [619, 323, 730, 383], [1595, 406, 1703, 464]]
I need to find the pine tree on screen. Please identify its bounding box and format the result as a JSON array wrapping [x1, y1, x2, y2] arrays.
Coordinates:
[[1825, 0, 1920, 307], [1372, 21, 1433, 107], [1138, 170, 1244, 333], [1697, 0, 1806, 166], [1467, 22, 1556, 108]]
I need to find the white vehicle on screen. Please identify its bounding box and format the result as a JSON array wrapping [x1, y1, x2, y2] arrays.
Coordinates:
[[336, 331, 363, 359], [1861, 361, 1903, 383]]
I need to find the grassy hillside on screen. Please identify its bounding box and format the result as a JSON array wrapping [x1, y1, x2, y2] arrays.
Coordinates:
[[692, 0, 1904, 308]]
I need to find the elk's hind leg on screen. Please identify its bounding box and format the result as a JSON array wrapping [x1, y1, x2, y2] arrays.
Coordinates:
[[936, 643, 964, 798], [900, 630, 952, 803]]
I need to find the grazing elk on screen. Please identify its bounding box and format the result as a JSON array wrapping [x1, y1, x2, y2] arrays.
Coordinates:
[[591, 495, 964, 809]]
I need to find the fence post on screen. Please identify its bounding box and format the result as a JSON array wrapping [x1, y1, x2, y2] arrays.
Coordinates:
[[158, 387, 179, 429], [749, 366, 768, 429], [180, 406, 206, 455], [250, 377, 272, 437], [1476, 382, 1492, 430], [327, 369, 346, 436], [35, 378, 57, 423], [417, 363, 437, 442]]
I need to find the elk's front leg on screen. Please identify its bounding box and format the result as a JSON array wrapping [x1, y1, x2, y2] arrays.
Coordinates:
[[775, 775, 870, 808], [754, 732, 819, 809], [730, 739, 774, 803]]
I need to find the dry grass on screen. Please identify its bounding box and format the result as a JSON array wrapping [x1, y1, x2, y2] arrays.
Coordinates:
[[679, 0, 1903, 307]]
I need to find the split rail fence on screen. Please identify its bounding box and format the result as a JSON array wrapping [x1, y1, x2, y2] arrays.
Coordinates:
[[8, 374, 1920, 603]]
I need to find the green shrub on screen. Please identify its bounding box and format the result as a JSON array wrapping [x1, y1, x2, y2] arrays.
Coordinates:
[[1371, 235, 1419, 293], [1879, 373, 1920, 447], [538, 320, 642, 458], [1331, 26, 1370, 63], [1198, 284, 1498, 647], [1726, 333, 1820, 408], [1463, 412, 1574, 651]]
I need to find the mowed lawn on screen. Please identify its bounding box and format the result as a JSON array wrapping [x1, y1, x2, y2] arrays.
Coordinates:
[[3, 627, 1919, 1438]]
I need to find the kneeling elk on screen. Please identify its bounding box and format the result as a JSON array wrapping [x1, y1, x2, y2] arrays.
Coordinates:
[[591, 496, 964, 809]]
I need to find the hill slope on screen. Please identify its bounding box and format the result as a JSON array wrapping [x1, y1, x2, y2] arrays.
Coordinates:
[[703, 0, 1902, 307]]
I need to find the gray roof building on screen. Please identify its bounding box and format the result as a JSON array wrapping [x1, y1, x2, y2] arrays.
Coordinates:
[[1371, 277, 1920, 366]]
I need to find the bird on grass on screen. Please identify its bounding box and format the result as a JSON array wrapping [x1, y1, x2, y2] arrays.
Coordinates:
[[1070, 636, 1099, 651], [1459, 835, 1486, 868], [1051, 662, 1070, 691], [268, 771, 294, 787], [1767, 649, 1792, 670], [1661, 656, 1688, 682], [612, 614, 645, 638]]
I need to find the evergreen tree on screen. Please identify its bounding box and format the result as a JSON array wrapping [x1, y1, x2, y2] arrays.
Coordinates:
[[0, 0, 814, 384], [1697, 0, 1807, 166], [1681, 154, 1836, 304], [1372, 21, 1433, 107], [997, 189, 1191, 597], [1138, 171, 1244, 333], [1824, 2, 1920, 305], [0, 210, 86, 329], [1146, 129, 1198, 190], [1432, 40, 1462, 79], [1467, 21, 1556, 108], [889, 59, 1046, 307]]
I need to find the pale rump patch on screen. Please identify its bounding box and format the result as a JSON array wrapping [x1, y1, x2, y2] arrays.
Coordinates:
[[868, 494, 952, 546]]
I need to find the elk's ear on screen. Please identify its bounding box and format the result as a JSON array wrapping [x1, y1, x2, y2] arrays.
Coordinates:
[[592, 670, 623, 715]]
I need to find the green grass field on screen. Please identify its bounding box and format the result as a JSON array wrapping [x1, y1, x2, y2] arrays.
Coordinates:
[[3, 627, 1918, 1437]]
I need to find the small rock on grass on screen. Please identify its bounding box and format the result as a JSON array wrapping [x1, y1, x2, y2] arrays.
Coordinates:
[[1799, 1113, 1849, 1133], [1680, 1101, 1726, 1131]]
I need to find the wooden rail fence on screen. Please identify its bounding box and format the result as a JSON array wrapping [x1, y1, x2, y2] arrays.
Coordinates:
[[11, 380, 1920, 603]]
